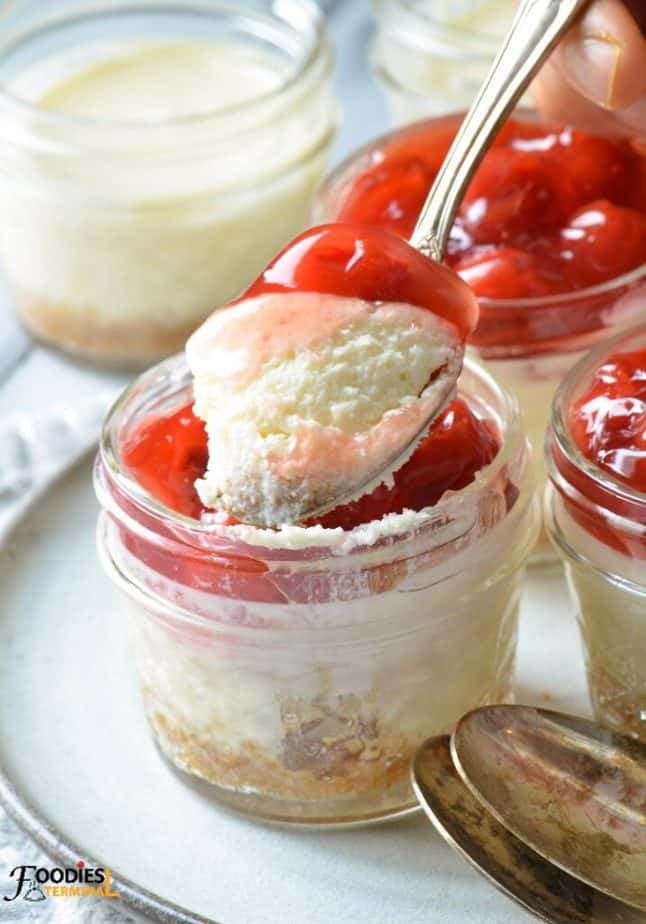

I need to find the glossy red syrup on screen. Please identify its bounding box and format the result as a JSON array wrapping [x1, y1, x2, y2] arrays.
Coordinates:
[[122, 399, 499, 528], [335, 118, 646, 301], [570, 350, 646, 493], [121, 405, 209, 519], [549, 349, 646, 560], [241, 222, 478, 339]]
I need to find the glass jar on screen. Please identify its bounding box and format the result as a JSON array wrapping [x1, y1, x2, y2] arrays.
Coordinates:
[[371, 0, 515, 123], [314, 113, 646, 560], [94, 354, 538, 825], [475, 277, 645, 524], [545, 324, 646, 742], [0, 0, 336, 366]]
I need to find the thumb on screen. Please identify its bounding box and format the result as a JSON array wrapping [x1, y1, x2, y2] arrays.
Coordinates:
[[556, 0, 646, 110]]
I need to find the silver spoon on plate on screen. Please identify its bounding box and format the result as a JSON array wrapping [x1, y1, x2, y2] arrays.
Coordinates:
[[412, 706, 646, 922]]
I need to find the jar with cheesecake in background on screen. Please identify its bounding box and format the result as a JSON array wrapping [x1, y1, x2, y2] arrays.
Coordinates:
[[314, 111, 646, 560], [546, 324, 646, 742], [0, 0, 337, 366], [371, 0, 515, 123]]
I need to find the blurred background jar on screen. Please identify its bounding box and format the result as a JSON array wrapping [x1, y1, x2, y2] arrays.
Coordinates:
[[545, 325, 646, 741], [371, 0, 515, 123], [0, 0, 337, 366], [314, 112, 646, 561]]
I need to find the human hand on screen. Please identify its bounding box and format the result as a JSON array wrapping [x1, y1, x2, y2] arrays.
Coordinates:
[[532, 0, 646, 138]]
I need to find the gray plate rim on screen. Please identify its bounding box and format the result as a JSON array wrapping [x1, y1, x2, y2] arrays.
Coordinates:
[[0, 756, 219, 924]]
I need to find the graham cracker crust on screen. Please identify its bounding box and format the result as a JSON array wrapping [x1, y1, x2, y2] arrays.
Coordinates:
[[12, 284, 204, 367], [146, 706, 411, 803]]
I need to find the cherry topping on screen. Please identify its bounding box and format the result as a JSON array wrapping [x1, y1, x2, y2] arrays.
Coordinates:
[[459, 146, 578, 244], [121, 405, 208, 519], [242, 223, 479, 340], [454, 248, 564, 300], [333, 117, 645, 298], [558, 201, 646, 288], [570, 350, 646, 493], [309, 398, 500, 529], [122, 398, 499, 528]]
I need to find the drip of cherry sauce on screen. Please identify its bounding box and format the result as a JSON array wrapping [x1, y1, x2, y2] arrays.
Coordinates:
[[570, 350, 646, 493], [335, 117, 646, 300]]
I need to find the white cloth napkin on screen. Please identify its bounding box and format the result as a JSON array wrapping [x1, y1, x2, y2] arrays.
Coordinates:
[[0, 394, 117, 544]]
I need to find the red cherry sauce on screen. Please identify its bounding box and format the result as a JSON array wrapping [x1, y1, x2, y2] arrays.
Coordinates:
[[121, 405, 209, 519], [334, 118, 646, 353], [570, 350, 646, 493], [556, 349, 646, 558], [241, 222, 479, 339], [122, 399, 499, 528]]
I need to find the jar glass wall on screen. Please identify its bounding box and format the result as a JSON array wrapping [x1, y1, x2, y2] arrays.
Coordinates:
[[371, 0, 515, 123], [0, 0, 336, 366], [545, 324, 646, 741], [95, 355, 539, 824]]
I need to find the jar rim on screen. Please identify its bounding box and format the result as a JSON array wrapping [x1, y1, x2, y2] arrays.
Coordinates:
[[316, 109, 646, 310], [97, 351, 528, 561], [0, 0, 331, 139], [546, 322, 646, 533]]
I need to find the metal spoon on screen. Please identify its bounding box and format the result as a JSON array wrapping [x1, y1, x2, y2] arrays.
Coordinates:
[[408, 0, 591, 259], [452, 705, 646, 912], [412, 736, 642, 923], [299, 0, 590, 524]]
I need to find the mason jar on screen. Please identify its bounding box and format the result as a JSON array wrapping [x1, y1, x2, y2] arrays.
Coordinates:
[[314, 113, 646, 560], [94, 353, 539, 825], [545, 324, 646, 742], [0, 0, 337, 365], [371, 0, 515, 123]]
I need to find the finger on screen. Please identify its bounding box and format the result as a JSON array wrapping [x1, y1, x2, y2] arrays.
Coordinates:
[[532, 57, 645, 138], [532, 0, 646, 135], [558, 0, 646, 109]]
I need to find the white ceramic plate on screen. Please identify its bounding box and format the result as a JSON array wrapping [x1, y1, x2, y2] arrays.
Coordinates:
[[0, 459, 590, 924]]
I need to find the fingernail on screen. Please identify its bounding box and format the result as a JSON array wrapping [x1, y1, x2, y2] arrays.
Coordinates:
[[563, 34, 623, 109]]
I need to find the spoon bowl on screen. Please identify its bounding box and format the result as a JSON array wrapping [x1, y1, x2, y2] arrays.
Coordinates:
[[452, 706, 646, 912], [412, 735, 642, 923]]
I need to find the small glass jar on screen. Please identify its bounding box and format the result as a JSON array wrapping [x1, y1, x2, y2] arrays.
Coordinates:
[[371, 0, 515, 123], [314, 113, 646, 560], [94, 354, 538, 825], [0, 0, 336, 366], [545, 324, 646, 742]]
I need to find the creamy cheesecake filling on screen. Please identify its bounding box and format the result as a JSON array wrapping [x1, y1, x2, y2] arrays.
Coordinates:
[[31, 40, 285, 119], [187, 291, 463, 526]]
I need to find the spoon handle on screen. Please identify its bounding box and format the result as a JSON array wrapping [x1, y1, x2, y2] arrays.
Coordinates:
[[409, 0, 590, 260]]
